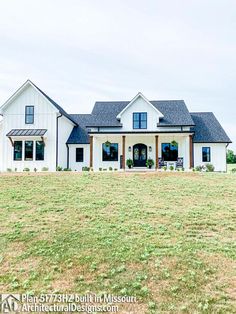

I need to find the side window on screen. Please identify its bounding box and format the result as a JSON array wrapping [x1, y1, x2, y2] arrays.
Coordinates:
[[76, 148, 84, 162], [202, 147, 211, 162], [25, 141, 34, 161], [25, 106, 34, 124], [14, 141, 22, 161], [36, 141, 45, 161]]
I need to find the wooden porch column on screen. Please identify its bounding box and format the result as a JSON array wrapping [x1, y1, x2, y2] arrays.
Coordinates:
[[189, 135, 193, 168], [90, 136, 93, 168], [122, 135, 126, 170], [155, 135, 159, 169]]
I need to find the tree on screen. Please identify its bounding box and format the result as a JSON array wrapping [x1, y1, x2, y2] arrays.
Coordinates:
[[227, 149, 236, 164]]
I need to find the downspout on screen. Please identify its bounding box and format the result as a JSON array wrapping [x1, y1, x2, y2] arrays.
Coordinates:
[[56, 113, 63, 169], [66, 143, 69, 169]]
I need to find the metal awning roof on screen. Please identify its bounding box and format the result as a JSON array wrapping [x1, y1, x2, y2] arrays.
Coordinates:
[[6, 129, 47, 137]]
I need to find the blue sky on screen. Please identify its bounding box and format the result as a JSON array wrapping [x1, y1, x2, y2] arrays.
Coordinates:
[[0, 0, 235, 149]]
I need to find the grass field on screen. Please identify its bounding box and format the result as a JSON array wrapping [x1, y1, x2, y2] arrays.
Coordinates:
[[227, 163, 236, 173], [0, 172, 236, 313]]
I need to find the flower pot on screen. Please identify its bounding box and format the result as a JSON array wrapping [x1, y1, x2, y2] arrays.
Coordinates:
[[128, 165, 131, 169], [148, 165, 152, 169]]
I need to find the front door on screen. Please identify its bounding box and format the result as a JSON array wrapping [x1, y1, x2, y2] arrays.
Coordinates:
[[133, 144, 147, 167]]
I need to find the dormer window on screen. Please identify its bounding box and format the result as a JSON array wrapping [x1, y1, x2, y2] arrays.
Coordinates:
[[25, 106, 34, 124], [133, 112, 147, 129]]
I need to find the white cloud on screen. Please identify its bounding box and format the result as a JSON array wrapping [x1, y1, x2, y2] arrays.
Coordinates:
[[0, 0, 235, 148]]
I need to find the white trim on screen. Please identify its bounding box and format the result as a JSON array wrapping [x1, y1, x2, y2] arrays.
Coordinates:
[[116, 92, 164, 119]]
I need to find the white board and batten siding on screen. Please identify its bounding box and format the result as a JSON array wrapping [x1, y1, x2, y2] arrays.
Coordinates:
[[68, 144, 90, 171], [119, 96, 162, 131], [57, 116, 75, 169], [193, 143, 227, 172], [0, 84, 73, 172]]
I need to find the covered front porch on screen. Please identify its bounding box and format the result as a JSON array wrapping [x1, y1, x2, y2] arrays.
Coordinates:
[[89, 133, 193, 171]]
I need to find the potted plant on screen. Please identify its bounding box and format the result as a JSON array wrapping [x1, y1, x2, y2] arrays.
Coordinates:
[[104, 141, 111, 147], [126, 158, 134, 169], [171, 140, 178, 147], [146, 158, 154, 169]]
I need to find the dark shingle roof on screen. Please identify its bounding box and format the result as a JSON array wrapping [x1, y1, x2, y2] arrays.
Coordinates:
[[89, 100, 195, 127], [152, 101, 195, 126], [67, 114, 94, 144], [66, 102, 231, 145], [30, 81, 78, 126], [191, 112, 231, 143]]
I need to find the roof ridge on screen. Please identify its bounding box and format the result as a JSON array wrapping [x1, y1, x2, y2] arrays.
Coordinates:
[[190, 112, 214, 114], [150, 99, 184, 102], [95, 100, 185, 103], [95, 101, 129, 103], [70, 113, 92, 116]]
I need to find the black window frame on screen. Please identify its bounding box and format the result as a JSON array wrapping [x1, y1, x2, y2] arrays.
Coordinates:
[[76, 148, 84, 162], [13, 141, 23, 161], [161, 143, 178, 161], [202, 147, 211, 162], [102, 143, 119, 161], [133, 112, 147, 129], [25, 106, 34, 124], [36, 141, 45, 161], [24, 141, 34, 161]]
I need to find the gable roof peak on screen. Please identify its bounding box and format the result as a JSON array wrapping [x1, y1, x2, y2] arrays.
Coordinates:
[[0, 79, 77, 125], [116, 92, 164, 119]]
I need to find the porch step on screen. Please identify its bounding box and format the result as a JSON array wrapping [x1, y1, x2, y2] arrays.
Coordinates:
[[126, 167, 156, 172]]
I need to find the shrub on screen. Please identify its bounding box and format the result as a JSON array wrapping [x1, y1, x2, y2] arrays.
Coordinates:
[[34, 168, 37, 172], [41, 167, 49, 171], [99, 168, 102, 171], [126, 158, 133, 168], [109, 167, 113, 171], [90, 167, 94, 172], [114, 168, 118, 171], [63, 168, 72, 171], [177, 168, 180, 171], [56, 166, 63, 171], [231, 168, 236, 173], [205, 163, 215, 172], [6, 168, 12, 172], [169, 165, 174, 171], [82, 167, 90, 171], [14, 168, 17, 172], [103, 168, 107, 171], [146, 159, 154, 168], [23, 167, 30, 172], [181, 167, 185, 171], [163, 166, 167, 171], [195, 165, 204, 172]]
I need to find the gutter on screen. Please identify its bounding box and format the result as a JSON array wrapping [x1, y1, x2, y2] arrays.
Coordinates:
[[88, 131, 195, 135], [56, 113, 62, 168], [66, 143, 69, 169]]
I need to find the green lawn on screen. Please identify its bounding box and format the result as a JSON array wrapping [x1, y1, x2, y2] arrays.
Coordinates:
[[0, 172, 236, 313], [227, 163, 236, 173]]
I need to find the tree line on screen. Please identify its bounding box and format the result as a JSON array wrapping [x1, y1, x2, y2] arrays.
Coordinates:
[[227, 149, 236, 164]]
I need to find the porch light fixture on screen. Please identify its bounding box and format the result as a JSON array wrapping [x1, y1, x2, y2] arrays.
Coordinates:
[[149, 146, 152, 152], [128, 146, 132, 152]]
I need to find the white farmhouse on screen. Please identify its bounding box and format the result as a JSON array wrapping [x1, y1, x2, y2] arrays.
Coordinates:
[[0, 80, 231, 172]]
